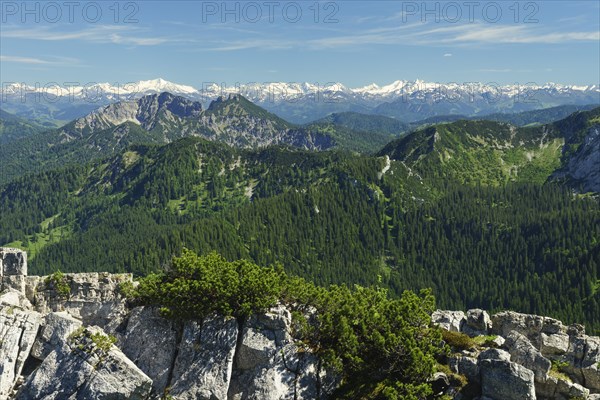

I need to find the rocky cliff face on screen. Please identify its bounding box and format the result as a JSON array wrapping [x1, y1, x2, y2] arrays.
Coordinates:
[[60, 93, 336, 151], [1, 248, 599, 400], [432, 309, 600, 400], [552, 125, 600, 192], [0, 249, 333, 400]]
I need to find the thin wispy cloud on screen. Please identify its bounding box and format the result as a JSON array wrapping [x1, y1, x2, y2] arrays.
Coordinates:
[[0, 55, 54, 65], [437, 25, 600, 44], [444, 53, 453, 57], [0, 55, 81, 66], [2, 26, 169, 46], [196, 38, 296, 52], [304, 23, 599, 49], [478, 68, 513, 73]]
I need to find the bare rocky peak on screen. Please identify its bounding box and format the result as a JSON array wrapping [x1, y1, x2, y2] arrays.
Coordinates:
[[70, 92, 203, 134]]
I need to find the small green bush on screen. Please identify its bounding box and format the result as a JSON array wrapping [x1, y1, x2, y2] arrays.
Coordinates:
[[473, 335, 499, 348], [118, 280, 136, 300], [45, 270, 71, 299], [68, 327, 116, 354], [441, 330, 476, 351], [89, 332, 117, 352], [550, 359, 572, 382], [135, 250, 285, 320]]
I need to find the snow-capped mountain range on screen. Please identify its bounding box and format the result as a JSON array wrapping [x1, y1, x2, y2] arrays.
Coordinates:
[[2, 78, 599, 125]]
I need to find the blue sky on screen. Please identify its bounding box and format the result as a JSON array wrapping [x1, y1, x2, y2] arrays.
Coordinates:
[[1, 1, 599, 88]]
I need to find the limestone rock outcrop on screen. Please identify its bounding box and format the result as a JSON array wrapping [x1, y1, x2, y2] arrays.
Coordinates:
[[2, 247, 599, 400], [16, 326, 153, 400], [432, 310, 466, 332], [169, 315, 238, 399], [435, 308, 600, 399], [0, 248, 337, 400], [0, 306, 40, 399]]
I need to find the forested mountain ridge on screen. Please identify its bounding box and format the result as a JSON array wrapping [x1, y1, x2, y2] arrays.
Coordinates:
[[1, 108, 599, 330], [379, 107, 600, 188], [0, 109, 46, 144], [0, 93, 397, 185]]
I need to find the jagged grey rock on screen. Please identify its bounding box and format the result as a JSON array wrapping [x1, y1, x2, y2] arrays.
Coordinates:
[[537, 375, 590, 400], [540, 332, 570, 356], [564, 335, 600, 392], [450, 356, 480, 384], [16, 326, 152, 400], [0, 248, 27, 276], [464, 309, 492, 336], [479, 348, 512, 362], [552, 125, 600, 192], [119, 306, 179, 395], [0, 249, 28, 293], [480, 358, 536, 400], [0, 305, 41, 399], [3, 248, 600, 400], [32, 272, 131, 330], [0, 288, 32, 309], [30, 311, 82, 360], [504, 331, 551, 382], [228, 305, 330, 400], [432, 310, 466, 332], [169, 314, 238, 400], [491, 311, 568, 349]]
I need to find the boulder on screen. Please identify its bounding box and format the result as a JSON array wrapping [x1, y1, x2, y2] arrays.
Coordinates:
[[504, 331, 551, 382], [464, 309, 492, 336], [480, 358, 536, 400], [169, 314, 238, 399], [0, 248, 27, 276], [535, 374, 560, 399], [432, 310, 466, 332], [564, 335, 600, 392], [538, 375, 590, 400], [491, 311, 568, 350], [228, 305, 331, 400], [0, 305, 41, 399], [16, 326, 152, 400], [119, 307, 179, 395], [0, 288, 32, 309], [540, 332, 570, 356], [557, 379, 589, 399], [450, 356, 480, 384], [30, 311, 82, 360], [479, 348, 512, 362]]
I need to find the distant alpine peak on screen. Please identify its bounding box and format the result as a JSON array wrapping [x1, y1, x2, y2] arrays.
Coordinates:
[[132, 78, 199, 94], [2, 78, 598, 106]]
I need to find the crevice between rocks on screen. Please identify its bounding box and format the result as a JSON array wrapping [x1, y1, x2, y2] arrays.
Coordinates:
[[227, 316, 247, 400], [13, 316, 29, 378], [164, 320, 184, 396]]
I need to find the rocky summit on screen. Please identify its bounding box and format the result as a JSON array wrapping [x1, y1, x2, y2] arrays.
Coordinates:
[[1, 247, 599, 400], [0, 249, 335, 400]]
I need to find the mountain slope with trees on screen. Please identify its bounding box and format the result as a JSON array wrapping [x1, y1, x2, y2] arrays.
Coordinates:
[[1, 108, 598, 330]]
